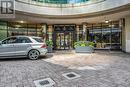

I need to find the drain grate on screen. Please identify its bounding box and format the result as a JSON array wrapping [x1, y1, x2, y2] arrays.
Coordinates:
[[39, 80, 50, 85], [34, 78, 55, 87], [62, 72, 81, 80], [66, 73, 76, 78]]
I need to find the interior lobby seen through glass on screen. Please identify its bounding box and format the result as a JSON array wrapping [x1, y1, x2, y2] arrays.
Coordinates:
[[32, 0, 90, 4]]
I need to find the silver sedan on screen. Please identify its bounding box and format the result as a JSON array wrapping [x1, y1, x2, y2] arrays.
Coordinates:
[[0, 36, 47, 60]]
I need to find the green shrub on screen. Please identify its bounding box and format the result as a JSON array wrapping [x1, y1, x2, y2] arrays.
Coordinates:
[[45, 40, 53, 47], [74, 41, 95, 48]]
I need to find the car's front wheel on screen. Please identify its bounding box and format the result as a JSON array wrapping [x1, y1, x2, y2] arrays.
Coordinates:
[[28, 49, 40, 60]]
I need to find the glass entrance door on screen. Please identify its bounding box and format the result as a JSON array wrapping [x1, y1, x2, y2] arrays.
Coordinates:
[[54, 32, 74, 50]]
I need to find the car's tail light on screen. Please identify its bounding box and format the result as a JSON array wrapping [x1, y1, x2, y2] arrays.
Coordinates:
[[41, 44, 47, 48]]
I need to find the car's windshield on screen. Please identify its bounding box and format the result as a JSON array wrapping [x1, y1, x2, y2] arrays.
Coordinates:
[[33, 38, 43, 43]]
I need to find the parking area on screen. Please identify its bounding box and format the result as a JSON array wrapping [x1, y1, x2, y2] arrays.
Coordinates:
[[0, 51, 130, 87]]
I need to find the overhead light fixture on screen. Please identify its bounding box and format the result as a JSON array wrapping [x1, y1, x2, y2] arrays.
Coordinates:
[[105, 20, 111, 23], [20, 21, 24, 23], [105, 20, 109, 23]]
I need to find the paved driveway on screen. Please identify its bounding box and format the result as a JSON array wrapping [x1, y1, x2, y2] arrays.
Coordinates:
[[0, 51, 130, 87]]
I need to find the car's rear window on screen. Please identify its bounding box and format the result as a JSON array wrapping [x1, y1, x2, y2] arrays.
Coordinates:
[[33, 38, 43, 43]]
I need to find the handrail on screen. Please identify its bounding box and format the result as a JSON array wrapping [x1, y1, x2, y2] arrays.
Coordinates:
[[16, 0, 105, 8]]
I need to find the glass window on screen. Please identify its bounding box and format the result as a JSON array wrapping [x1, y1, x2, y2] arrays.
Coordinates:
[[32, 0, 90, 4], [102, 28, 111, 49], [93, 29, 102, 49], [27, 24, 37, 36], [2, 37, 17, 44], [16, 37, 32, 43], [0, 21, 7, 41], [86, 22, 121, 50], [33, 38, 43, 43], [8, 23, 28, 36], [8, 23, 47, 38], [111, 28, 121, 50], [87, 29, 93, 42], [0, 30, 7, 41]]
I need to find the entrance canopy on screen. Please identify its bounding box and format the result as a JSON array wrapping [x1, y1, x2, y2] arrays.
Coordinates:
[[32, 0, 89, 4]]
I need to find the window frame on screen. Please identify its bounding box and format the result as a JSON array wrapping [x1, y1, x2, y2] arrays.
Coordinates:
[[2, 37, 17, 44], [16, 37, 32, 43]]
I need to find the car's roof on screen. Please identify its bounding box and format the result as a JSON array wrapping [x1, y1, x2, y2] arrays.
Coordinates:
[[11, 36, 41, 38]]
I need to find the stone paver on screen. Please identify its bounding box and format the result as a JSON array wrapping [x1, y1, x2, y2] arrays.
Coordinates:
[[0, 51, 130, 87]]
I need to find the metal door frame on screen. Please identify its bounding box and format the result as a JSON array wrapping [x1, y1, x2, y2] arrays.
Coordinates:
[[53, 31, 75, 50]]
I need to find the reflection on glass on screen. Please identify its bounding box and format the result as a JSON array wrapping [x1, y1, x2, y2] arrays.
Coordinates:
[[27, 24, 36, 36], [111, 28, 121, 50], [56, 33, 64, 49], [8, 24, 28, 36], [37, 24, 46, 40], [0, 21, 7, 40], [86, 21, 121, 50], [93, 29, 102, 49], [102, 28, 111, 49], [55, 32, 73, 50], [8, 23, 47, 41], [32, 0, 90, 4]]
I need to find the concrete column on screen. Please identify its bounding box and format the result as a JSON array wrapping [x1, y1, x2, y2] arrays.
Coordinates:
[[123, 15, 130, 52], [48, 25, 53, 41], [121, 18, 126, 52], [76, 25, 79, 41]]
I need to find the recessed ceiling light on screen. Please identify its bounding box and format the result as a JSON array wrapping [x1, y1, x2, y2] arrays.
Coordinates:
[[105, 20, 109, 23], [20, 21, 24, 23]]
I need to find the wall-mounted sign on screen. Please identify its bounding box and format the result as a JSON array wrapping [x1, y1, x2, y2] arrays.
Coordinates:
[[54, 25, 75, 31], [0, 0, 15, 18]]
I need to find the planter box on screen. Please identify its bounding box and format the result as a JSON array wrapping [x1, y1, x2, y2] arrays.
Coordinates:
[[75, 46, 94, 53], [47, 46, 53, 53]]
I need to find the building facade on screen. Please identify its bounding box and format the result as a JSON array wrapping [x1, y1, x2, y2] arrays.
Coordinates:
[[0, 0, 130, 52]]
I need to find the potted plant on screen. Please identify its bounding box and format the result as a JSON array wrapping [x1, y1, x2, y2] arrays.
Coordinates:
[[39, 32, 46, 38], [46, 40, 53, 53], [74, 41, 95, 53]]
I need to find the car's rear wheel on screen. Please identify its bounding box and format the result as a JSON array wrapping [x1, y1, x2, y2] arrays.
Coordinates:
[[28, 49, 40, 60]]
